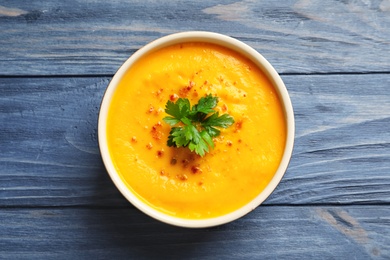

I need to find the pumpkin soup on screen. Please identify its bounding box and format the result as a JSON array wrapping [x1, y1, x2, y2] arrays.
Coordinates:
[[106, 42, 286, 219]]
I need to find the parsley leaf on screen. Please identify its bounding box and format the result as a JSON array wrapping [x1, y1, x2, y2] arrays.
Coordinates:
[[163, 94, 234, 156], [164, 98, 191, 126], [203, 112, 235, 128], [192, 94, 218, 114]]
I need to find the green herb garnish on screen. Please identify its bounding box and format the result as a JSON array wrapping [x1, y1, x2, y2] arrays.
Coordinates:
[[163, 94, 234, 156]]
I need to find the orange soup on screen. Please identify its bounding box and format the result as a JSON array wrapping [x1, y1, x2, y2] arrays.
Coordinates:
[[106, 42, 286, 219]]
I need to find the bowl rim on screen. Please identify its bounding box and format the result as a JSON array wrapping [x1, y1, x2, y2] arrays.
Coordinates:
[[98, 31, 295, 228]]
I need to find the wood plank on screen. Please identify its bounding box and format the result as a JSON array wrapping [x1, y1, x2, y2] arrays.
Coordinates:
[[270, 73, 390, 205], [0, 206, 388, 259], [0, 0, 389, 75], [0, 74, 389, 206]]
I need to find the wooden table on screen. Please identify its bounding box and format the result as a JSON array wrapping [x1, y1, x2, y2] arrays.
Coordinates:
[[1, 1, 389, 258]]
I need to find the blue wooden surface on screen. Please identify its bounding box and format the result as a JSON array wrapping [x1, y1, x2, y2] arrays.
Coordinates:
[[0, 0, 389, 259]]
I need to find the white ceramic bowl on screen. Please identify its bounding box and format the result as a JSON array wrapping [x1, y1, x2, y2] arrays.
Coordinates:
[[98, 31, 294, 228]]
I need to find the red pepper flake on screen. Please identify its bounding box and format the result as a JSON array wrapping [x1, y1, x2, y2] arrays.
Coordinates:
[[170, 157, 177, 165], [182, 159, 190, 168], [157, 149, 164, 157], [147, 105, 154, 113], [191, 166, 202, 174], [179, 81, 195, 97], [151, 122, 163, 140], [170, 94, 179, 101], [146, 142, 153, 150], [204, 80, 209, 85], [156, 88, 163, 97], [131, 136, 137, 143], [198, 181, 203, 186], [235, 120, 243, 132], [226, 140, 233, 146], [155, 108, 164, 115], [176, 173, 188, 181], [221, 104, 228, 112], [160, 170, 168, 176]]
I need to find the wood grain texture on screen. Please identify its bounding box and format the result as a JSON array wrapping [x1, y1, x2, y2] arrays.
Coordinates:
[[0, 0, 389, 76], [0, 206, 388, 259], [1, 74, 389, 206], [1, 0, 389, 258]]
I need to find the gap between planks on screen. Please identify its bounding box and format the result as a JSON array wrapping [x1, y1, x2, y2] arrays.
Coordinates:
[[0, 203, 389, 210], [1, 71, 390, 79]]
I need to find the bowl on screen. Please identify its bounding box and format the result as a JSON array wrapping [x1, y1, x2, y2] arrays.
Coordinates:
[[98, 31, 294, 228]]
